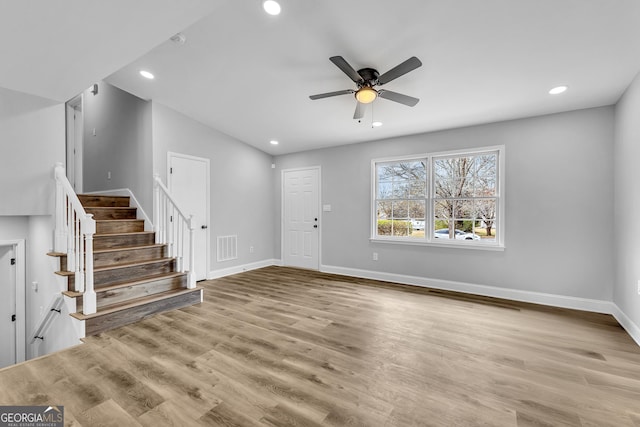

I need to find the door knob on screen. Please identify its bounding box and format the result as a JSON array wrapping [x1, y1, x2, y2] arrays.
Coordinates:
[[201, 225, 208, 229]]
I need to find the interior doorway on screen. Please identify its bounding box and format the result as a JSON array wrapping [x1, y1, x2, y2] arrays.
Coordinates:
[[0, 240, 26, 369], [167, 152, 210, 281], [65, 94, 83, 192], [282, 167, 320, 270]]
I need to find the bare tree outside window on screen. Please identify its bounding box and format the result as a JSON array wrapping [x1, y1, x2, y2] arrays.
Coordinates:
[[373, 148, 501, 244], [376, 160, 426, 237], [433, 153, 497, 240]]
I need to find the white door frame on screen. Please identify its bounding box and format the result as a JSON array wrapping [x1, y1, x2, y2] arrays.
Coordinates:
[[65, 94, 83, 192], [167, 151, 211, 280], [0, 239, 26, 365], [281, 166, 321, 269]]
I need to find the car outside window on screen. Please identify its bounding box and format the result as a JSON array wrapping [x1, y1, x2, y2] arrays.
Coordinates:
[[372, 146, 504, 248]]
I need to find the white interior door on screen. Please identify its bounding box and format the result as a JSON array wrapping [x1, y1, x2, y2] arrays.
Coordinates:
[[168, 153, 210, 281], [283, 168, 320, 270], [0, 246, 16, 369]]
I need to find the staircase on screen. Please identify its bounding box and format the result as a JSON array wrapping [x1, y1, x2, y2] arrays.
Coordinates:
[[49, 194, 202, 336]]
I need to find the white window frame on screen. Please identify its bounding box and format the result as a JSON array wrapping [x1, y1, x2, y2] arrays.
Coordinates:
[[371, 145, 505, 250]]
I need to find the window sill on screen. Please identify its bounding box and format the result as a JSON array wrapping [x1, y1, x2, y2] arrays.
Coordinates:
[[369, 238, 505, 251]]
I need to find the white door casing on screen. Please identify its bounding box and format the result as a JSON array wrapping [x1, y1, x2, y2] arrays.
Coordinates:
[[168, 152, 210, 281], [65, 95, 83, 192], [282, 167, 320, 270], [0, 246, 16, 368], [0, 240, 25, 369]]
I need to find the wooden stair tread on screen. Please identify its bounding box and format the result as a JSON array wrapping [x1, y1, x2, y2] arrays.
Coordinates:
[[78, 194, 129, 198], [63, 290, 82, 298], [70, 287, 202, 320], [67, 272, 186, 296], [51, 244, 165, 256], [55, 257, 174, 277], [95, 219, 143, 223], [95, 231, 154, 237], [92, 257, 174, 272], [93, 243, 165, 254], [85, 206, 135, 210]]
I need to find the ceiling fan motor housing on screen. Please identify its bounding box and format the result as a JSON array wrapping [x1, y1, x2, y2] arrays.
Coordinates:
[[357, 68, 380, 87]]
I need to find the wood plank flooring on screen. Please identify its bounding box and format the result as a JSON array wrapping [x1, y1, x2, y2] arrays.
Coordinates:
[[1, 266, 639, 426]]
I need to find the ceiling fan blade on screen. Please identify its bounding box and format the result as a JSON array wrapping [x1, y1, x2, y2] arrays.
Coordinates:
[[309, 89, 354, 100], [353, 102, 367, 119], [330, 56, 364, 84], [377, 56, 422, 85], [378, 90, 420, 107]]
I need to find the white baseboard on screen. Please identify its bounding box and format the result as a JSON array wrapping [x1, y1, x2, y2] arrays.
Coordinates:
[[207, 259, 280, 279], [611, 304, 640, 347], [321, 264, 614, 314]]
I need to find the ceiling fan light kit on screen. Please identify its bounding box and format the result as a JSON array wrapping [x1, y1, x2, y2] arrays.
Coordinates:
[[310, 55, 422, 119], [355, 87, 377, 104]]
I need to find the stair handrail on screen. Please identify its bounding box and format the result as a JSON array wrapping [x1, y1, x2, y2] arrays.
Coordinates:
[[153, 174, 196, 288], [30, 295, 64, 344], [53, 163, 97, 314]]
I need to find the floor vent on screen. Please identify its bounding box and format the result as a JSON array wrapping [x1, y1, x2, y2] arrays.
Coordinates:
[[217, 235, 238, 262]]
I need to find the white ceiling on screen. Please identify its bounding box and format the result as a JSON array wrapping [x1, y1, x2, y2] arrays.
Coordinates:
[[4, 1, 640, 155]]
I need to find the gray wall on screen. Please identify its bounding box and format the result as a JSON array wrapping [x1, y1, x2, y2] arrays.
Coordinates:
[[614, 71, 640, 330], [152, 102, 276, 274], [0, 86, 64, 215], [275, 106, 615, 301], [82, 82, 153, 215]]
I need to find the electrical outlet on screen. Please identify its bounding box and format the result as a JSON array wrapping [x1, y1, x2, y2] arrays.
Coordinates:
[[372, 252, 378, 261], [250, 246, 254, 254]]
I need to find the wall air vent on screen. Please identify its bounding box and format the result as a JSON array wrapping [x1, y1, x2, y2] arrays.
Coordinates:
[[217, 235, 238, 262]]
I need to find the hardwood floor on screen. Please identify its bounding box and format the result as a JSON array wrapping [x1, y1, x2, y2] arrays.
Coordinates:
[[1, 266, 640, 426]]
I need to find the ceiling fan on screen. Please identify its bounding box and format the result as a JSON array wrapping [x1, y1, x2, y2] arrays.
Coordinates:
[[309, 56, 422, 119]]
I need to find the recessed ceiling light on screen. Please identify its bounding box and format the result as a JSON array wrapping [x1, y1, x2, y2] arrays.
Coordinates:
[[263, 0, 281, 15], [372, 121, 383, 127], [549, 85, 568, 95], [139, 70, 155, 80], [270, 140, 279, 145]]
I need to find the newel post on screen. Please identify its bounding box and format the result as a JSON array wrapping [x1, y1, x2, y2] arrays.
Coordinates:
[[188, 214, 196, 289], [82, 214, 97, 315], [53, 163, 66, 252]]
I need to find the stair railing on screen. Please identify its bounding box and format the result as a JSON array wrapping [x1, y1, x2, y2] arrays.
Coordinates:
[[153, 174, 196, 288], [53, 163, 97, 314], [30, 295, 64, 344]]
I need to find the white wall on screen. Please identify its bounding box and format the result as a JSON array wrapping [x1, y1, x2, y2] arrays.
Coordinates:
[[275, 107, 615, 305], [151, 102, 277, 275], [26, 216, 81, 358], [0, 216, 81, 361], [0, 86, 81, 361], [0, 86, 65, 215], [82, 82, 153, 215], [614, 70, 640, 340]]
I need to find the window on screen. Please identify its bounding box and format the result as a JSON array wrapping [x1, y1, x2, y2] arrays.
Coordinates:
[[372, 146, 504, 248]]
